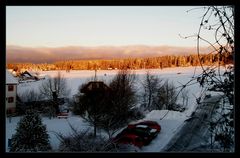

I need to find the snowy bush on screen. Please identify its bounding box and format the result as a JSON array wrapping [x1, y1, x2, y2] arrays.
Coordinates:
[[56, 123, 118, 152]]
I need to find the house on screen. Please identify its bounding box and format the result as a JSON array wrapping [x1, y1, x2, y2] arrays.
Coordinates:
[[28, 70, 46, 80], [20, 71, 40, 81], [6, 70, 18, 114], [8, 69, 17, 77], [20, 71, 34, 79], [80, 81, 111, 93]]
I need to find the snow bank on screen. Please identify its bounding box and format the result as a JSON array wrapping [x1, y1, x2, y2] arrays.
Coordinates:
[[145, 110, 188, 120]]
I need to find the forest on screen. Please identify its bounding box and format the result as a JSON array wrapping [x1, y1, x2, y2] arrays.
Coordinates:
[[7, 52, 233, 71]]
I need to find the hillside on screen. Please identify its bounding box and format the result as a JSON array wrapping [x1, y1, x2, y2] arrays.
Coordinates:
[[6, 45, 212, 63]]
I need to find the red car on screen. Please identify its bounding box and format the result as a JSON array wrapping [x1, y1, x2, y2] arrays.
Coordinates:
[[128, 120, 161, 133], [112, 121, 161, 147], [112, 133, 144, 148], [57, 109, 69, 119]]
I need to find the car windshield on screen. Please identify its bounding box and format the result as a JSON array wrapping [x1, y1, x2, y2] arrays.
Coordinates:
[[134, 128, 150, 135]]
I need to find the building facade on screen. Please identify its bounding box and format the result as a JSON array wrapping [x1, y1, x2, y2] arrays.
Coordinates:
[[6, 70, 18, 114]]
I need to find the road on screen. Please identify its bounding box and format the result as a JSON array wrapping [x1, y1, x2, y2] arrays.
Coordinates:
[[163, 95, 221, 152]]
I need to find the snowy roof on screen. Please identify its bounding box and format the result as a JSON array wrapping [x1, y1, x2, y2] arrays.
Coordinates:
[[23, 73, 31, 77], [6, 70, 18, 84]]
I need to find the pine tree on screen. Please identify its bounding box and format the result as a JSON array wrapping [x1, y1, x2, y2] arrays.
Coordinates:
[[10, 110, 51, 152]]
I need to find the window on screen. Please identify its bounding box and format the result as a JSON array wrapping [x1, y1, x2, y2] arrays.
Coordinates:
[[8, 85, 14, 91], [8, 97, 14, 103]]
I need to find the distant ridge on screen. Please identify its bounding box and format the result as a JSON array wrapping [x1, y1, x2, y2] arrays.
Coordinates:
[[6, 45, 211, 64]]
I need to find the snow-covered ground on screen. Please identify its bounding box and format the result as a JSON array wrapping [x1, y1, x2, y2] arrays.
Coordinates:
[[130, 110, 188, 152], [5, 111, 188, 152], [17, 66, 209, 116], [6, 66, 224, 152]]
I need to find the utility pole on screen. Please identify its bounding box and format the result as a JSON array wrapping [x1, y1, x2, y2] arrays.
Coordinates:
[[94, 69, 97, 81], [94, 63, 97, 81]]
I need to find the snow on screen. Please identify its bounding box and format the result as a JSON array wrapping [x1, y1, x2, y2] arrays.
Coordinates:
[[6, 70, 18, 84], [6, 110, 188, 152], [6, 66, 225, 152], [126, 110, 188, 152], [17, 66, 208, 107], [6, 114, 90, 151], [145, 110, 188, 120]]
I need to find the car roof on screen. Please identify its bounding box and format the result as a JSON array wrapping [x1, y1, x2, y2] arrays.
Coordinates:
[[139, 120, 158, 124]]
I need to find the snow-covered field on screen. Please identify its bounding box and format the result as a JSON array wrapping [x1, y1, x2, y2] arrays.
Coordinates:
[[17, 66, 209, 115], [6, 66, 222, 152]]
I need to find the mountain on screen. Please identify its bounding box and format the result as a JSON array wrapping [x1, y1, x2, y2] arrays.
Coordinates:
[[6, 45, 211, 63]]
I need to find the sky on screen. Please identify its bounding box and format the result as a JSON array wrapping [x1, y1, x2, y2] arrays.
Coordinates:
[[6, 6, 210, 47]]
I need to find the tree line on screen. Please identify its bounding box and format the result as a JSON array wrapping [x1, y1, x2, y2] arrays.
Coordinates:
[[7, 53, 233, 71]]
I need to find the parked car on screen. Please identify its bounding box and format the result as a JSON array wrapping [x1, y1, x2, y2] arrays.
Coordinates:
[[57, 109, 69, 119], [128, 120, 161, 133], [112, 133, 144, 148], [127, 125, 158, 144], [112, 121, 161, 147]]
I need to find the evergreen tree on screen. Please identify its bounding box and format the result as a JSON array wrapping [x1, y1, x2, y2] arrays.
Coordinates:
[[10, 110, 51, 152]]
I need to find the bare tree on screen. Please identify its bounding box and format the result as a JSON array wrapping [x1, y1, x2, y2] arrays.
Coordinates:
[[98, 113, 122, 139], [180, 88, 189, 109], [155, 80, 178, 110], [39, 71, 70, 100], [108, 69, 137, 122], [54, 123, 107, 152], [182, 6, 234, 151], [18, 89, 42, 103], [55, 121, 135, 152], [39, 72, 70, 117], [141, 70, 163, 111], [77, 87, 109, 137], [109, 69, 136, 108], [195, 6, 234, 152], [78, 69, 138, 138], [100, 70, 142, 139]]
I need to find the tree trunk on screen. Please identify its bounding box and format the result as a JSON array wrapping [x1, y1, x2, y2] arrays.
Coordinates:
[[94, 124, 97, 137]]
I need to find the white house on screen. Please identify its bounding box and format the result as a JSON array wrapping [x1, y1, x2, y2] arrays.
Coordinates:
[[6, 70, 18, 114]]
